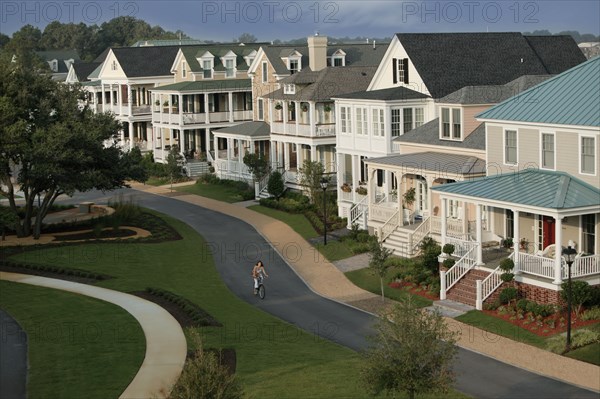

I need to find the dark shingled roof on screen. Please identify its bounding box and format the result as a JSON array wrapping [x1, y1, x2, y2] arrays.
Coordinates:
[[437, 75, 553, 104], [213, 121, 271, 138], [111, 46, 182, 77], [395, 32, 583, 98], [36, 50, 80, 73], [523, 35, 587, 74], [393, 118, 486, 151], [72, 62, 101, 82], [333, 86, 430, 101], [365, 151, 486, 175], [152, 79, 251, 92], [269, 66, 378, 101], [181, 43, 265, 73]]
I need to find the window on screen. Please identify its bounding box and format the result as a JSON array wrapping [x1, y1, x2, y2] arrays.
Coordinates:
[[225, 59, 235, 78], [582, 214, 596, 254], [284, 84, 295, 94], [415, 108, 424, 128], [203, 60, 213, 79], [504, 130, 517, 164], [372, 109, 384, 136], [393, 58, 409, 84], [261, 62, 268, 83], [581, 136, 596, 174], [541, 133, 555, 169], [448, 200, 459, 218], [452, 109, 461, 139], [356, 108, 367, 135], [506, 209, 514, 239], [333, 57, 344, 66], [391, 109, 401, 136], [182, 61, 187, 78], [340, 106, 350, 133], [441, 108, 450, 138], [289, 59, 299, 74], [111, 60, 117, 71], [403, 108, 413, 134], [257, 99, 264, 120]]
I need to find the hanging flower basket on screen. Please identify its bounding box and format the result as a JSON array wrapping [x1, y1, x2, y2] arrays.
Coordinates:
[[340, 183, 352, 193], [275, 103, 282, 110], [356, 186, 367, 196]]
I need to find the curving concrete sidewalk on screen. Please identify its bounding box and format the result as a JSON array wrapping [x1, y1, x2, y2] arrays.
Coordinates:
[[0, 271, 187, 399], [132, 182, 600, 393]]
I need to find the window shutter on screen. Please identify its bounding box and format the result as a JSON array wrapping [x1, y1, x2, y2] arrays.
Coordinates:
[[392, 58, 397, 84], [403, 58, 409, 83]]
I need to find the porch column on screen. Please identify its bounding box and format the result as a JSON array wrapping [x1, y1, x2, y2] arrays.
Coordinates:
[[476, 204, 483, 265], [178, 94, 183, 125], [426, 176, 435, 218], [205, 129, 211, 159], [309, 102, 315, 133], [268, 99, 273, 123], [283, 142, 290, 170], [283, 102, 288, 134], [553, 216, 563, 285], [295, 101, 300, 132], [109, 84, 114, 109], [127, 84, 132, 116], [128, 121, 134, 151], [277, 141, 284, 168], [119, 128, 124, 145], [297, 144, 304, 169], [513, 210, 520, 273], [311, 145, 317, 164], [116, 84, 122, 115], [441, 198, 448, 247], [462, 202, 468, 238], [228, 92, 234, 122], [160, 128, 164, 159], [213, 135, 219, 162], [204, 93, 210, 123], [101, 84, 106, 113], [352, 155, 359, 202]]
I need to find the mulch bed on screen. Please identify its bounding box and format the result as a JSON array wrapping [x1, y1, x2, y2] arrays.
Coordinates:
[[0, 263, 110, 284], [482, 309, 600, 337], [389, 281, 439, 301], [53, 228, 138, 241]]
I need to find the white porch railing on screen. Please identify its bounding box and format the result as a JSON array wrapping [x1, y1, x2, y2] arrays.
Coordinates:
[[233, 110, 253, 121], [380, 210, 400, 242], [517, 252, 555, 279], [339, 189, 353, 202], [475, 253, 513, 310], [349, 195, 369, 228], [370, 204, 399, 222], [316, 124, 335, 136], [568, 255, 600, 279], [431, 216, 465, 237], [210, 111, 230, 122], [408, 216, 431, 255], [183, 113, 206, 125], [446, 236, 477, 258], [440, 243, 479, 299]]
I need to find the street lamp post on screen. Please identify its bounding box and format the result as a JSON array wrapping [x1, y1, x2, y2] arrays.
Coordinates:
[[562, 244, 577, 352], [320, 178, 328, 245]]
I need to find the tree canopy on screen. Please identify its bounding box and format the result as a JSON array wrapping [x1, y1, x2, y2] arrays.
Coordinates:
[[0, 51, 143, 238]]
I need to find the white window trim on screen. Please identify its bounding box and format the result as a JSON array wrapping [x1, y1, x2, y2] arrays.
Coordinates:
[[372, 108, 384, 137], [439, 106, 463, 141], [579, 134, 597, 176], [331, 55, 345, 66], [182, 61, 187, 78], [261, 61, 268, 83], [503, 128, 519, 166], [288, 56, 301, 73], [202, 58, 214, 79], [257, 98, 264, 121], [339, 105, 350, 134], [579, 213, 597, 255], [539, 131, 556, 170], [391, 108, 402, 137], [284, 84, 295, 95], [222, 56, 237, 78]]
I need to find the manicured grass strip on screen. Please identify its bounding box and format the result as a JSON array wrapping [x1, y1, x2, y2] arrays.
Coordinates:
[[455, 310, 548, 348], [0, 281, 145, 399], [566, 342, 600, 365], [345, 267, 433, 308], [248, 205, 319, 240], [176, 181, 251, 203], [314, 241, 355, 262]]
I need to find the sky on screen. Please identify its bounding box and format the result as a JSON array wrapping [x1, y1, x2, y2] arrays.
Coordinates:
[[1, 0, 599, 42]]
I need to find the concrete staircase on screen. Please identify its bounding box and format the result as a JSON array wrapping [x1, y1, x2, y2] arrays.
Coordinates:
[[446, 268, 491, 307], [185, 161, 210, 178]]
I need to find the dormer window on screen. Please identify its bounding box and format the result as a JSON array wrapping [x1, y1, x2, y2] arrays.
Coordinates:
[[244, 50, 257, 67], [48, 60, 58, 72], [328, 50, 346, 67], [284, 84, 295, 94], [203, 60, 213, 79], [289, 59, 299, 74], [64, 58, 74, 70], [440, 107, 462, 140], [225, 59, 235, 78]]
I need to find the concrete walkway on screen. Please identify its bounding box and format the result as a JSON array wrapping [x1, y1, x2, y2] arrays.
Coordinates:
[[132, 182, 600, 393], [0, 272, 187, 399]]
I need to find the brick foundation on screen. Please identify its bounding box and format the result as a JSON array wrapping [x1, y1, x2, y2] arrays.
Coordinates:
[[516, 282, 563, 305]]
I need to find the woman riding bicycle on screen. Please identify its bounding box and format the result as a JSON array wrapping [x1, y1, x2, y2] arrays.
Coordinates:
[[252, 261, 268, 294]]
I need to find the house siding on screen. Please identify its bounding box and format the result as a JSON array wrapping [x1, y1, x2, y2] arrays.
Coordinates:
[[463, 105, 489, 136], [252, 53, 279, 123]]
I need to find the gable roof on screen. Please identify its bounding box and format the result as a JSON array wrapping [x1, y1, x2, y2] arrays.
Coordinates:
[[36, 50, 80, 73], [437, 75, 553, 104], [71, 62, 101, 82], [393, 119, 486, 150], [365, 151, 486, 175], [395, 32, 584, 98], [477, 57, 600, 127], [212, 121, 270, 138], [334, 86, 430, 101], [433, 169, 600, 210], [111, 46, 182, 77], [269, 66, 378, 102], [523, 35, 587, 74]]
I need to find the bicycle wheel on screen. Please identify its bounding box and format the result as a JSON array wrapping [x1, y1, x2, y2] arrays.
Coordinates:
[[258, 284, 265, 299]]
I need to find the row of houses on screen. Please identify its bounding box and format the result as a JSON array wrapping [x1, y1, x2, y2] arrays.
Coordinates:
[[67, 32, 599, 308]]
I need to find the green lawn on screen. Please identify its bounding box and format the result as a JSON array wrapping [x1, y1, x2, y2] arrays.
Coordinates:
[[248, 205, 319, 240], [345, 267, 433, 308], [456, 310, 600, 365], [176, 181, 252, 203], [0, 281, 145, 399]]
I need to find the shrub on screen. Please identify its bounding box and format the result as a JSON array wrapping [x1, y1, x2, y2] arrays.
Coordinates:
[[582, 306, 600, 321], [516, 299, 529, 312], [500, 273, 515, 283], [499, 258, 515, 272], [547, 329, 600, 354], [499, 287, 518, 305], [584, 285, 600, 307], [267, 171, 285, 199], [442, 258, 455, 269], [560, 280, 592, 318], [419, 237, 441, 273], [442, 244, 455, 256]]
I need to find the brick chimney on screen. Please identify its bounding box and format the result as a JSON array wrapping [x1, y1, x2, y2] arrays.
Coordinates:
[[308, 34, 328, 71]]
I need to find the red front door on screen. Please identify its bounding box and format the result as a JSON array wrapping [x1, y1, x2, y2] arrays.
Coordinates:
[[542, 216, 556, 249]]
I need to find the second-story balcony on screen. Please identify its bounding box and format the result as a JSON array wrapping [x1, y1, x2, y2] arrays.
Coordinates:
[[271, 121, 336, 138]]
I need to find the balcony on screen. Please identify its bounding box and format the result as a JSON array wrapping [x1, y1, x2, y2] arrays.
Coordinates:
[[209, 111, 230, 123], [232, 110, 253, 121], [271, 121, 336, 138], [131, 105, 151, 115]]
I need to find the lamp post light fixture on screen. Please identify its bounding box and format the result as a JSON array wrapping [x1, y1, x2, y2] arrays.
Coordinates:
[[320, 177, 329, 245], [562, 243, 577, 352]]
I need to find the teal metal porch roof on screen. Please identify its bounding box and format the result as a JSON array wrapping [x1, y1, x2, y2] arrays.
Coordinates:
[[432, 169, 600, 210], [476, 57, 600, 127], [152, 79, 251, 92]]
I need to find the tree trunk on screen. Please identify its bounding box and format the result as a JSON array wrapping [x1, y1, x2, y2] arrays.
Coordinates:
[[33, 190, 59, 239], [380, 277, 385, 302]]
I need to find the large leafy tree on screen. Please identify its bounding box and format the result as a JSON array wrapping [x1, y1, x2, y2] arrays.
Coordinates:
[[0, 52, 138, 238], [361, 298, 458, 399]]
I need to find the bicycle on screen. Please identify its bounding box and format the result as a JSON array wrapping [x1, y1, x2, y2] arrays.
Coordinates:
[[254, 274, 266, 300]]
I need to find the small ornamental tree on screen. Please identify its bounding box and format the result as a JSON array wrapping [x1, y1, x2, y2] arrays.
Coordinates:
[[298, 160, 324, 204], [368, 239, 394, 302], [361, 298, 458, 399], [166, 144, 185, 191], [243, 152, 269, 182], [267, 171, 285, 200], [500, 258, 515, 283], [561, 280, 592, 318]]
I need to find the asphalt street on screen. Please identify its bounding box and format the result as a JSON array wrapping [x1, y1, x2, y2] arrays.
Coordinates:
[[56, 188, 598, 399], [0, 309, 27, 399]]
